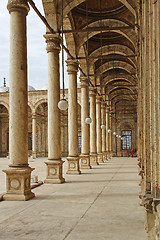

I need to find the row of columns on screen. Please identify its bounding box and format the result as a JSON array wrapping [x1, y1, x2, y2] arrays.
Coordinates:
[[138, 0, 160, 238], [30, 81, 112, 168], [3, 0, 112, 200]]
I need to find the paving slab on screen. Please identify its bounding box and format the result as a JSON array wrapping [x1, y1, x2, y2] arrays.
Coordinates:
[[0, 157, 147, 240]]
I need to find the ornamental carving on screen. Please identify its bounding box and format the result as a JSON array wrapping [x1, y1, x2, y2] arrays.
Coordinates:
[[50, 168, 57, 175], [10, 178, 21, 190], [70, 163, 75, 169], [44, 34, 61, 53]]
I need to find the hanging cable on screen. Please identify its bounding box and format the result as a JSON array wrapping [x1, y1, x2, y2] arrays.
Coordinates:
[[100, 0, 103, 97], [100, 0, 105, 129], [57, 0, 68, 111], [61, 0, 65, 99], [85, 0, 92, 124]]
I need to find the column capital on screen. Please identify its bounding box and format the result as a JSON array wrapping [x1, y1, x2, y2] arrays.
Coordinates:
[[89, 87, 96, 97], [32, 113, 36, 119], [106, 106, 110, 112], [96, 96, 102, 103], [44, 34, 61, 53], [66, 59, 79, 74], [80, 76, 88, 88], [101, 102, 106, 109], [7, 0, 30, 13]]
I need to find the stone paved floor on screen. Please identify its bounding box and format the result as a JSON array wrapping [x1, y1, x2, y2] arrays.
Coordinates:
[[0, 157, 147, 240]]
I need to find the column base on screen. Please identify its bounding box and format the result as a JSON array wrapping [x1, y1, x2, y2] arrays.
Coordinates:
[[106, 151, 109, 160], [44, 159, 65, 184], [32, 151, 37, 159], [108, 151, 112, 158], [97, 153, 104, 163], [41, 151, 46, 157], [102, 152, 108, 161], [66, 156, 81, 174], [90, 153, 98, 166], [2, 167, 35, 201], [80, 154, 91, 169]]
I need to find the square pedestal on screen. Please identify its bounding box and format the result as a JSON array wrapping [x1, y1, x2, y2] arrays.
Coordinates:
[[103, 152, 108, 161], [66, 156, 81, 174], [80, 155, 91, 169], [32, 151, 37, 159], [90, 153, 98, 166], [3, 167, 35, 201], [44, 159, 65, 184], [97, 153, 104, 163]]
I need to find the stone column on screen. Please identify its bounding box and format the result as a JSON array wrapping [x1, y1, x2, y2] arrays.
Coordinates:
[[106, 107, 110, 159], [101, 102, 107, 161], [3, 0, 35, 200], [44, 34, 65, 183], [96, 96, 103, 163], [80, 77, 91, 169], [32, 113, 36, 159], [66, 60, 81, 174], [109, 111, 112, 157], [89, 87, 98, 165], [41, 118, 46, 157]]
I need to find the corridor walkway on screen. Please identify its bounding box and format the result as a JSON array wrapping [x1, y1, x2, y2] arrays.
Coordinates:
[[0, 157, 147, 240]]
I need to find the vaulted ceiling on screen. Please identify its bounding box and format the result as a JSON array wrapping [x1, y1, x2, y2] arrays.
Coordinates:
[[42, 0, 138, 116]]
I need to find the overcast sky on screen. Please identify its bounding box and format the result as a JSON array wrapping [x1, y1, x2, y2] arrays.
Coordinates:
[[0, 0, 72, 90]]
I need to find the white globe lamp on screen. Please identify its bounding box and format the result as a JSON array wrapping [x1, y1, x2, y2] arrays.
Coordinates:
[[58, 99, 68, 111], [85, 117, 92, 124], [101, 124, 106, 130]]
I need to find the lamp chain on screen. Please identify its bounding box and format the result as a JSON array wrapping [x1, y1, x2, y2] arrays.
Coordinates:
[[62, 0, 65, 99], [86, 0, 90, 117]]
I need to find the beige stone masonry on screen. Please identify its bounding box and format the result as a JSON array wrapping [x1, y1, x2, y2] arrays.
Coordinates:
[[96, 96, 103, 163], [3, 167, 35, 201], [89, 87, 98, 166], [101, 102, 107, 161], [66, 59, 81, 174], [66, 156, 80, 175], [3, 0, 35, 200], [80, 77, 91, 169], [44, 159, 65, 184], [32, 113, 37, 159], [44, 33, 65, 183]]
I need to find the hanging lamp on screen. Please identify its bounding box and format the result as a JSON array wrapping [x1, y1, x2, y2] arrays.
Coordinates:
[[99, 0, 105, 130], [58, 0, 68, 111]]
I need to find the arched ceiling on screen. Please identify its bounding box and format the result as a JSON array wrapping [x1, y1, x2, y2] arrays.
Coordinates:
[[42, 0, 138, 115]]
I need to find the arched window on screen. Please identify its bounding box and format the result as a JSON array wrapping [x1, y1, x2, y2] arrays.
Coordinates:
[[121, 130, 132, 150]]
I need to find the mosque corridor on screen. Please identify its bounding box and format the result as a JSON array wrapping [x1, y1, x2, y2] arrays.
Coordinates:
[[0, 157, 147, 240]]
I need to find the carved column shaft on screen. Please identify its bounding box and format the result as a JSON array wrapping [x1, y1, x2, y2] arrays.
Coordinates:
[[44, 34, 65, 183], [109, 113, 112, 157], [80, 77, 91, 169], [101, 103, 106, 160], [66, 60, 81, 174], [32, 113, 36, 158], [96, 96, 103, 163], [106, 108, 110, 157], [89, 87, 98, 165], [3, 0, 35, 200]]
